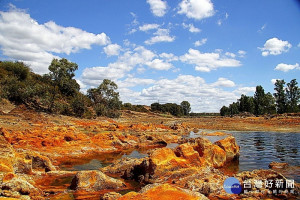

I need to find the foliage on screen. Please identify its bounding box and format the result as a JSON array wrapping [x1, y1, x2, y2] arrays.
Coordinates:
[[180, 101, 191, 115], [286, 79, 300, 113], [220, 79, 299, 116], [150, 102, 184, 117], [0, 60, 122, 118], [274, 79, 286, 114], [122, 103, 149, 112], [87, 79, 122, 118]]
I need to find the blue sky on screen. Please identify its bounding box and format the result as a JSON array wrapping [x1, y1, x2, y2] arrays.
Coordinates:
[[0, 0, 299, 112]]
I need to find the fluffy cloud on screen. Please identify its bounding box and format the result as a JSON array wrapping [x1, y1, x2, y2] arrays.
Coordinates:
[[146, 58, 173, 70], [194, 39, 207, 47], [139, 23, 160, 31], [0, 7, 110, 74], [159, 53, 178, 61], [146, 0, 167, 17], [145, 28, 175, 45], [212, 78, 235, 87], [81, 46, 177, 86], [103, 44, 121, 56], [234, 87, 256, 96], [182, 23, 201, 33], [117, 77, 155, 88], [238, 50, 246, 57], [118, 75, 249, 112], [274, 63, 299, 72], [178, 0, 214, 20], [260, 38, 292, 56], [81, 46, 156, 86], [180, 48, 241, 72]]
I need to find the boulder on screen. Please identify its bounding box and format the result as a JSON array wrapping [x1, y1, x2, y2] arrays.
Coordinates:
[[268, 162, 288, 169], [174, 143, 203, 166], [192, 137, 227, 168], [69, 170, 126, 191], [214, 136, 240, 162], [118, 183, 209, 200], [0, 135, 15, 173], [101, 192, 122, 200], [0, 175, 42, 200]]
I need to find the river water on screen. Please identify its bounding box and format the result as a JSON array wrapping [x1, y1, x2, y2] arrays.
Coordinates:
[[61, 131, 300, 182]]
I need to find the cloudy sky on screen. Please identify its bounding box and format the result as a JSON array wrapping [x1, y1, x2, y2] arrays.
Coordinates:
[[0, 0, 299, 112]]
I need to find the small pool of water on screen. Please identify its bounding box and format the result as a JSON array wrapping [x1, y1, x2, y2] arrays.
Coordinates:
[[60, 149, 149, 171]]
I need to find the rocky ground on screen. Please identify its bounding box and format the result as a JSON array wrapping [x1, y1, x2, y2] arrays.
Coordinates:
[[0, 104, 299, 199]]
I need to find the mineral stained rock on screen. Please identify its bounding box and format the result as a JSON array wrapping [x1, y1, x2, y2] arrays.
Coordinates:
[[69, 170, 126, 191], [118, 183, 209, 200]]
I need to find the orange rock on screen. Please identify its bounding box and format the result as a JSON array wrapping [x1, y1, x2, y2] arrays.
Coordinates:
[[215, 136, 240, 162], [0, 135, 15, 173], [70, 170, 126, 191], [174, 143, 203, 166], [192, 137, 227, 168], [150, 148, 188, 169], [118, 183, 209, 200]]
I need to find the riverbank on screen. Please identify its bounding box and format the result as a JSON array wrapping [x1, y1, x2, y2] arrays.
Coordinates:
[[0, 106, 299, 199]]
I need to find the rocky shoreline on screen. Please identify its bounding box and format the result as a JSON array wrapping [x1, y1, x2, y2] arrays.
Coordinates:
[[0, 107, 299, 199]]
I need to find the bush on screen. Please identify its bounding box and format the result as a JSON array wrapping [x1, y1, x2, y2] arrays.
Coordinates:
[[71, 94, 87, 117]]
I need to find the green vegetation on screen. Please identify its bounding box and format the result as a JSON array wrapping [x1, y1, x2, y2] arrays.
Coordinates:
[[0, 59, 120, 118], [150, 101, 191, 117], [220, 79, 300, 116], [121, 103, 149, 113]]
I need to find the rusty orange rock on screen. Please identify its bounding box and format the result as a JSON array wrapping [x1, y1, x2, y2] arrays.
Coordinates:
[[215, 136, 240, 162], [118, 183, 209, 200], [192, 137, 227, 168], [174, 143, 203, 166]]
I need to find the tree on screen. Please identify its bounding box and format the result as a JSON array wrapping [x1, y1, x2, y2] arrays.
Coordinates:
[[254, 85, 266, 115], [229, 102, 239, 116], [286, 79, 300, 113], [87, 79, 122, 117], [264, 92, 276, 114], [220, 106, 230, 116], [180, 101, 191, 115], [48, 58, 80, 97], [274, 80, 286, 114], [238, 95, 255, 113]]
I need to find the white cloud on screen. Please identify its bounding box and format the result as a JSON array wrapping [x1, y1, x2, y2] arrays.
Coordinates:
[[260, 38, 292, 56], [118, 74, 248, 112], [182, 23, 201, 33], [178, 0, 214, 20], [81, 46, 156, 86], [139, 23, 160, 32], [117, 77, 155, 88], [274, 63, 299, 72], [217, 19, 222, 26], [145, 28, 175, 45], [103, 44, 121, 56], [159, 53, 178, 61], [234, 87, 256, 96], [146, 58, 173, 70], [0, 7, 110, 74], [225, 52, 236, 58], [180, 48, 241, 72], [146, 0, 167, 17], [238, 50, 246, 57], [194, 39, 207, 47], [212, 78, 235, 87]]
